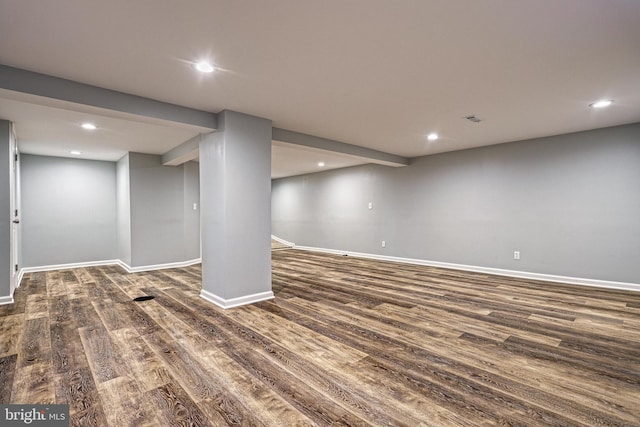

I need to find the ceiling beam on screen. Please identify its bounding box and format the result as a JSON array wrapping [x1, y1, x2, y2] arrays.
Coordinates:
[[2, 64, 409, 167], [272, 128, 409, 167], [161, 134, 202, 165], [0, 64, 217, 130]]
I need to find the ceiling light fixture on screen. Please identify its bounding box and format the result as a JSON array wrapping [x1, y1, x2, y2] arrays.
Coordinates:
[[69, 150, 82, 155], [318, 162, 325, 167], [195, 61, 215, 73], [427, 133, 439, 141], [589, 100, 613, 108], [81, 123, 96, 130]]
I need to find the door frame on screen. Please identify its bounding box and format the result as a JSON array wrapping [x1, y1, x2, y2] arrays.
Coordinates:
[[9, 124, 20, 293]]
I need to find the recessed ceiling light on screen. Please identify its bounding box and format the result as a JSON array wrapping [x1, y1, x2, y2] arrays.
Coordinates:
[[318, 162, 325, 167], [427, 133, 439, 141], [69, 150, 82, 155], [195, 61, 215, 73], [81, 123, 96, 130], [589, 100, 613, 108]]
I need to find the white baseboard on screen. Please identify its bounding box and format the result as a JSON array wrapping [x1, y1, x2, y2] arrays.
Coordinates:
[[0, 295, 14, 305], [18, 258, 201, 276], [293, 245, 640, 293], [271, 235, 295, 247], [118, 258, 201, 273], [200, 289, 274, 309], [15, 268, 25, 289], [20, 259, 121, 274]]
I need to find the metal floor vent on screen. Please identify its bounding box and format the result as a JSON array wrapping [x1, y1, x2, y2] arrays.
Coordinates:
[[133, 295, 155, 302]]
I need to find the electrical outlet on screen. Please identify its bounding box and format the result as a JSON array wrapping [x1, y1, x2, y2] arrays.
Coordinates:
[[514, 251, 520, 260], [368, 202, 373, 210], [381, 241, 386, 248]]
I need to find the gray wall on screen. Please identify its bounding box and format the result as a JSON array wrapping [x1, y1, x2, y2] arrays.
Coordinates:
[[128, 153, 199, 267], [21, 154, 117, 267], [116, 154, 131, 265], [0, 121, 11, 298], [272, 123, 640, 284], [183, 161, 200, 260], [20, 153, 201, 269]]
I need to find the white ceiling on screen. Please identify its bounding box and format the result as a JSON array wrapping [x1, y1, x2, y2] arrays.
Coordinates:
[[0, 94, 201, 161], [1, 0, 639, 176], [272, 141, 367, 179]]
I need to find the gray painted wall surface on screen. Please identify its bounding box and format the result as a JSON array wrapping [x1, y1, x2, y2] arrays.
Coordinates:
[[183, 161, 200, 260], [19, 153, 200, 270], [200, 111, 272, 300], [116, 155, 131, 265], [128, 153, 186, 267], [0, 121, 11, 298], [272, 123, 640, 284], [21, 154, 117, 267]]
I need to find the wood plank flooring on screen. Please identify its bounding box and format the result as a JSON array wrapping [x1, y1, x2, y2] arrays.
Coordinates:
[[1, 248, 640, 426]]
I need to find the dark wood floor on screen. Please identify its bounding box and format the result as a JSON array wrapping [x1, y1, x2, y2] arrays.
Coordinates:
[[1, 248, 640, 426]]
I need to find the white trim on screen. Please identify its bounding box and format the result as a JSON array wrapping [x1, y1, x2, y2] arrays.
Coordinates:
[[118, 258, 201, 273], [20, 259, 121, 274], [18, 258, 201, 276], [0, 296, 14, 305], [293, 245, 640, 293], [15, 268, 25, 289], [271, 235, 295, 247], [200, 289, 274, 309]]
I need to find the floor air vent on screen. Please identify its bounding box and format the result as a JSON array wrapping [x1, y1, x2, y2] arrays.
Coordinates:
[[133, 295, 155, 302]]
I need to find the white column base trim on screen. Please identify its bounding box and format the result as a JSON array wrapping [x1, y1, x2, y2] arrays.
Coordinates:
[[118, 258, 201, 273], [0, 295, 14, 305], [271, 235, 295, 247], [293, 245, 640, 293], [200, 289, 274, 309]]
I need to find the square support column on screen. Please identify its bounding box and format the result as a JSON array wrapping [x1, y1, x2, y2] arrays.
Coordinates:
[[199, 110, 273, 308]]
